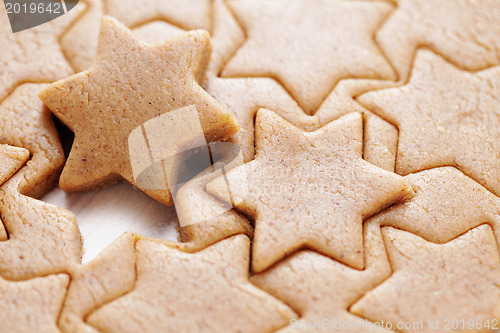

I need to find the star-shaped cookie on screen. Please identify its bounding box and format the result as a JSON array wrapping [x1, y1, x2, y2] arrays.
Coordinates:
[[0, 144, 29, 240], [40, 16, 239, 205], [358, 49, 500, 196], [251, 221, 392, 333], [377, 0, 500, 80], [0, 274, 69, 333], [222, 0, 395, 114], [0, 1, 84, 102], [369, 167, 500, 246], [86, 235, 296, 333], [60, 233, 137, 333], [351, 225, 500, 333], [207, 110, 412, 272], [0, 84, 81, 280]]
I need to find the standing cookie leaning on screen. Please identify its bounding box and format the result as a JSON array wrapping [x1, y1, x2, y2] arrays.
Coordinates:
[[39, 16, 239, 206]]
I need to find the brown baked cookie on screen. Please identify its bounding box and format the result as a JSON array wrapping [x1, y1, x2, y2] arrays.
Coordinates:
[[0, 273, 70, 333], [207, 110, 413, 272], [40, 17, 239, 206], [0, 1, 85, 102], [222, 0, 396, 115], [358, 49, 500, 196], [252, 220, 393, 333], [86, 235, 296, 333], [376, 0, 500, 81], [351, 225, 500, 333], [0, 84, 81, 280]]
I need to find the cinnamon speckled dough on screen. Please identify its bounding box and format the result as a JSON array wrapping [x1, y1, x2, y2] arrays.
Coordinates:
[[222, 0, 395, 114], [369, 167, 500, 246], [252, 221, 393, 333], [351, 225, 500, 333], [0, 85, 81, 280], [87, 235, 297, 333], [376, 0, 500, 81], [207, 110, 413, 272], [40, 17, 239, 206], [0, 1, 85, 102], [0, 274, 69, 333], [358, 49, 500, 196]]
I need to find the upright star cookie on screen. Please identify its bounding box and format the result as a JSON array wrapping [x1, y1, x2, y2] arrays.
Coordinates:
[[369, 167, 500, 246], [0, 2, 84, 102], [252, 221, 392, 333], [222, 0, 395, 114], [377, 0, 500, 80], [86, 235, 296, 333], [40, 17, 239, 206], [351, 225, 500, 333], [0, 274, 69, 333], [358, 49, 500, 196], [207, 110, 412, 272]]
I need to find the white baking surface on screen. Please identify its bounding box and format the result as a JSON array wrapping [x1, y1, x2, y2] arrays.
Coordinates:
[[42, 182, 179, 264]]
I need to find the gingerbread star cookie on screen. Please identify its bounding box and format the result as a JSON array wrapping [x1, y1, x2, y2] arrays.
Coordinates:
[[222, 0, 395, 114], [0, 2, 84, 102], [377, 0, 500, 81], [358, 49, 500, 196], [351, 225, 500, 333], [369, 167, 500, 246], [207, 110, 413, 272], [86, 235, 296, 333], [40, 16, 239, 206], [252, 221, 392, 333], [0, 274, 69, 333]]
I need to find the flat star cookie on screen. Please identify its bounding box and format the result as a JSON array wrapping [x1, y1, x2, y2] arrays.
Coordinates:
[[369, 167, 500, 246], [0, 85, 81, 280], [222, 0, 395, 114], [358, 49, 500, 196], [377, 0, 500, 81], [351, 225, 500, 333], [207, 110, 413, 272], [0, 274, 69, 333], [252, 221, 392, 333], [87, 235, 296, 333], [40, 16, 239, 206], [59, 233, 137, 333]]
